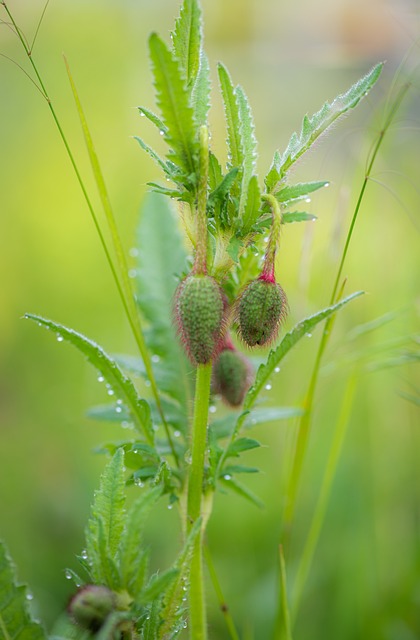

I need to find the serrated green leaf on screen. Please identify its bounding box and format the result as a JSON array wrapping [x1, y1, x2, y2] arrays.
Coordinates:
[[139, 569, 179, 605], [0, 541, 47, 640], [218, 63, 243, 169], [267, 63, 383, 186], [282, 211, 317, 224], [24, 314, 154, 443], [226, 236, 243, 263], [244, 292, 364, 410], [159, 518, 201, 638], [221, 464, 259, 475], [119, 486, 162, 596], [219, 476, 263, 509], [172, 0, 201, 87], [242, 175, 261, 234], [96, 518, 121, 589], [226, 437, 261, 457], [208, 167, 239, 209], [136, 192, 192, 418], [138, 107, 167, 133], [86, 449, 126, 585], [208, 152, 223, 191], [134, 136, 171, 176], [235, 85, 257, 218], [191, 51, 211, 126], [149, 33, 198, 177], [142, 600, 161, 640], [277, 181, 329, 202]]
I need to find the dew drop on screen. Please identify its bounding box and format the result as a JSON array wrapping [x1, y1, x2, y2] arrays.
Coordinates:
[[128, 269, 137, 279], [116, 398, 123, 405], [224, 474, 232, 481], [209, 405, 217, 414], [159, 129, 165, 136], [264, 236, 269, 243], [324, 182, 330, 188], [140, 111, 145, 117], [174, 430, 181, 438], [306, 333, 312, 338], [129, 247, 139, 257], [145, 380, 151, 388], [107, 389, 115, 396], [121, 421, 129, 429], [151, 354, 160, 363], [65, 570, 72, 580], [26, 592, 33, 601], [167, 503, 173, 510], [134, 477, 144, 487], [274, 367, 280, 373], [305, 197, 311, 203], [56, 334, 63, 342], [116, 406, 122, 413], [97, 375, 105, 383], [81, 549, 88, 560], [265, 383, 272, 390]]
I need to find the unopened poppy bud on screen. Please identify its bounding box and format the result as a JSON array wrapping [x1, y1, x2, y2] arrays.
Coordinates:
[[68, 585, 116, 632], [174, 274, 227, 365], [212, 345, 252, 407], [236, 276, 287, 347]]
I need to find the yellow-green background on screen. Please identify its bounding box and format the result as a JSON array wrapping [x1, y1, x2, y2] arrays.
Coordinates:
[[1, 0, 419, 637]]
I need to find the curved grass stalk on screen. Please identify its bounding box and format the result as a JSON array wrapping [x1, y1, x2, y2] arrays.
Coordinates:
[[282, 81, 411, 539], [2, 2, 178, 466], [204, 544, 240, 640]]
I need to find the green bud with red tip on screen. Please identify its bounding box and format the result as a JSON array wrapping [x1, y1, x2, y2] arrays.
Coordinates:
[[212, 337, 253, 406], [174, 274, 227, 365], [236, 274, 287, 347], [67, 585, 116, 632]]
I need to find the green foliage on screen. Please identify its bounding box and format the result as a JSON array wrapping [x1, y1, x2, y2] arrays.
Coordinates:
[[0, 541, 46, 640], [265, 63, 383, 190], [24, 314, 155, 445]]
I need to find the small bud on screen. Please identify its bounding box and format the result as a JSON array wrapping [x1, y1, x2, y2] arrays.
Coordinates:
[[68, 585, 116, 632], [236, 276, 287, 347], [174, 274, 227, 365], [212, 344, 252, 407]]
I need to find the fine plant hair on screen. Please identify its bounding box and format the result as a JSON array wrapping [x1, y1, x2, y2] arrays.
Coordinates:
[[0, 1, 414, 639]]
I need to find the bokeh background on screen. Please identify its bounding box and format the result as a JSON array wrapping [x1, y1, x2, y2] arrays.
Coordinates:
[[1, 0, 419, 638]]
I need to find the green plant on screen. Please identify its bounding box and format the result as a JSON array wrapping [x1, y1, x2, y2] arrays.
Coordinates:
[[1, 0, 415, 639]]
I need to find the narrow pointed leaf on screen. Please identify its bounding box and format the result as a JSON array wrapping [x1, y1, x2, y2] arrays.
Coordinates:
[[270, 63, 383, 183], [149, 33, 198, 176], [0, 541, 47, 640], [138, 107, 167, 133], [218, 63, 243, 169], [25, 314, 154, 443], [282, 211, 317, 224], [191, 51, 211, 126], [139, 569, 179, 605], [235, 84, 257, 218], [172, 0, 202, 86], [244, 292, 364, 410], [219, 476, 263, 509], [277, 181, 329, 202], [242, 175, 261, 233], [226, 437, 261, 457], [208, 167, 239, 208], [85, 449, 126, 584], [134, 136, 171, 176]]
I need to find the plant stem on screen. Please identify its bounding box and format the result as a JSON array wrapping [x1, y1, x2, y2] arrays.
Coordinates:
[[282, 82, 411, 540], [261, 194, 282, 281], [187, 363, 212, 640], [273, 545, 293, 640], [194, 125, 209, 275]]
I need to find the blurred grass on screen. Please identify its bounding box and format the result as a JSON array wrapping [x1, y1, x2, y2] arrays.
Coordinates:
[[1, 0, 419, 637]]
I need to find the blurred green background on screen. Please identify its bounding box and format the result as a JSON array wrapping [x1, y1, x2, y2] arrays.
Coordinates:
[[1, 0, 419, 638]]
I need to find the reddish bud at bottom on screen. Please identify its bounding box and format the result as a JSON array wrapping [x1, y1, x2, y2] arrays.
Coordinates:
[[212, 347, 253, 407], [68, 585, 116, 632]]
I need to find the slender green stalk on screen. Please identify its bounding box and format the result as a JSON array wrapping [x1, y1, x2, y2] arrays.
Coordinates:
[[194, 125, 209, 275], [3, 3, 178, 462], [204, 544, 240, 640], [274, 545, 293, 640], [187, 363, 212, 640], [291, 376, 356, 624], [261, 194, 282, 279], [282, 82, 411, 539]]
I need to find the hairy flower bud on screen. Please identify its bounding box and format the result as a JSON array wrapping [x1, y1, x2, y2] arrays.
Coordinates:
[[68, 585, 116, 632], [174, 274, 226, 365], [212, 345, 252, 407], [236, 276, 287, 347]]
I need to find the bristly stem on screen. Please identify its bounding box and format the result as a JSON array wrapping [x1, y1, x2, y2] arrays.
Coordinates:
[[187, 363, 212, 640], [193, 125, 210, 275], [261, 194, 282, 281], [2, 3, 178, 464], [282, 81, 411, 540]]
